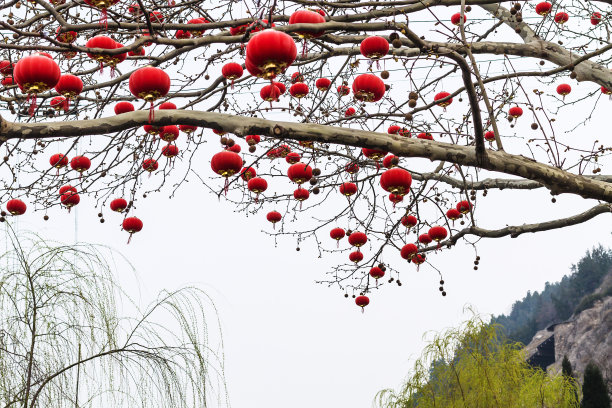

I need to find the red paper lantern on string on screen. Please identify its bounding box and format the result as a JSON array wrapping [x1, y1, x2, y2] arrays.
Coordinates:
[[285, 152, 301, 164], [293, 188, 310, 203], [245, 135, 261, 145], [129, 66, 171, 123], [388, 125, 401, 134], [289, 82, 309, 98], [508, 106, 523, 118], [85, 35, 116, 71], [108, 42, 127, 75], [128, 47, 145, 57], [345, 163, 359, 175], [484, 131, 495, 142], [401, 215, 417, 228], [60, 192, 80, 209], [267, 210, 282, 228], [83, 0, 120, 28], [400, 243, 418, 260], [360, 36, 389, 59], [369, 267, 385, 280], [289, 10, 326, 38], [348, 231, 367, 249], [222, 62, 244, 88], [434, 91, 453, 108], [355, 295, 369, 309], [339, 182, 357, 197], [50, 96, 69, 112], [1, 76, 13, 86], [412, 254, 426, 266], [399, 128, 411, 137], [248, 177, 268, 202], [345, 107, 356, 117], [380, 168, 412, 195], [337, 85, 350, 96], [352, 74, 385, 102], [535, 2, 552, 16], [362, 148, 388, 160], [122, 216, 143, 244], [110, 198, 128, 212], [142, 158, 158, 172], [159, 101, 176, 110], [241, 167, 257, 181], [556, 83, 571, 96], [428, 226, 448, 249], [179, 124, 197, 134], [161, 144, 179, 158], [591, 12, 602, 25], [315, 78, 331, 91], [70, 156, 91, 173], [114, 101, 134, 114], [554, 12, 569, 24], [349, 251, 364, 264], [287, 162, 313, 185], [418, 233, 432, 245], [55, 74, 83, 108], [159, 125, 179, 142], [456, 200, 472, 214], [417, 132, 433, 140], [188, 18, 210, 37], [451, 12, 466, 25], [260, 84, 281, 104], [389, 193, 403, 206], [246, 30, 297, 80], [228, 144, 241, 154], [273, 82, 286, 95], [6, 199, 27, 215], [382, 154, 399, 169], [150, 11, 164, 23], [56, 27, 78, 43], [49, 153, 69, 169], [330, 227, 345, 246], [0, 61, 14, 77], [291, 72, 305, 84], [176, 30, 192, 39], [14, 54, 61, 116], [211, 151, 243, 192], [446, 208, 461, 223], [59, 185, 77, 195]]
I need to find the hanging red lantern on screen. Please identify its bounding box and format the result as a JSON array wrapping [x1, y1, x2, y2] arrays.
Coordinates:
[[362, 148, 388, 161], [401, 215, 417, 228], [349, 251, 364, 264], [451, 12, 466, 25], [289, 10, 326, 38], [188, 18, 210, 37], [241, 167, 257, 181], [122, 216, 143, 244], [556, 83, 571, 96], [382, 154, 399, 169], [59, 185, 77, 195], [339, 182, 357, 197], [446, 208, 461, 223], [245, 135, 261, 145], [400, 243, 418, 260], [554, 12, 569, 24], [267, 148, 280, 159], [434, 91, 453, 108], [352, 74, 385, 102], [412, 253, 426, 266], [369, 267, 385, 280], [345, 163, 359, 175], [50, 153, 69, 169], [0, 60, 14, 77], [248, 177, 268, 202], [70, 156, 91, 173], [55, 74, 83, 108], [1, 76, 13, 87], [56, 27, 78, 43], [149, 10, 164, 23], [389, 193, 403, 206], [337, 85, 350, 96], [287, 162, 313, 185], [388, 125, 401, 134], [380, 168, 412, 195], [159, 125, 179, 142], [360, 36, 389, 59], [355, 295, 369, 309], [161, 144, 179, 158], [222, 62, 244, 88], [50, 96, 69, 112], [176, 30, 192, 39], [159, 101, 176, 110], [213, 129, 228, 136], [60, 192, 80, 209], [6, 199, 27, 215], [260, 84, 281, 104], [85, 36, 116, 71], [399, 128, 411, 137], [110, 198, 128, 212], [456, 200, 472, 214], [535, 2, 552, 16], [289, 82, 309, 98], [348, 231, 367, 249], [108, 42, 127, 76], [83, 0, 120, 28], [14, 54, 61, 116], [315, 78, 331, 91], [273, 82, 286, 95], [330, 227, 345, 247], [129, 66, 171, 123], [277, 145, 291, 157], [417, 132, 433, 140], [428, 226, 447, 249], [144, 125, 164, 135], [345, 107, 356, 117], [484, 131, 495, 142], [418, 233, 432, 245], [211, 151, 243, 192], [114, 101, 134, 114], [228, 144, 241, 154], [293, 188, 310, 203], [591, 12, 602, 25], [128, 47, 145, 57], [266, 210, 282, 227], [291, 72, 305, 84], [179, 124, 197, 134], [246, 30, 297, 80], [285, 152, 301, 164], [508, 106, 523, 118], [142, 158, 159, 172]]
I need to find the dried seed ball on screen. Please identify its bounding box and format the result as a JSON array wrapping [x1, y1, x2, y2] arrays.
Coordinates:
[[43, 215, 49, 221], [312, 168, 321, 176], [409, 91, 418, 100], [392, 39, 402, 48], [381, 70, 389, 79], [531, 123, 538, 130], [389, 32, 399, 41]]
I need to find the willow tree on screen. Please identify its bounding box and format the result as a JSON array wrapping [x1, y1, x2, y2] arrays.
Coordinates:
[[0, 226, 227, 408], [376, 314, 580, 408], [0, 0, 611, 300]]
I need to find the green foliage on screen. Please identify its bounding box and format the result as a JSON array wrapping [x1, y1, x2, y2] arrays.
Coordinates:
[[376, 313, 580, 408], [581, 362, 611, 408], [563, 355, 580, 405], [493, 246, 612, 345]]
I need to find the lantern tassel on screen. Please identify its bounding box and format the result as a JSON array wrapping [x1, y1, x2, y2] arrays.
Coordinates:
[[127, 232, 133, 244], [361, 307, 365, 314], [28, 94, 37, 117], [301, 39, 307, 58], [224, 178, 229, 196], [149, 102, 154, 123], [337, 240, 339, 248], [101, 8, 108, 30]]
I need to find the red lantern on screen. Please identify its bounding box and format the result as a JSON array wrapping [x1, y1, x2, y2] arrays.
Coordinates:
[[399, 128, 411, 137], [418, 233, 432, 245], [556, 83, 571, 97], [289, 10, 326, 39], [114, 101, 134, 114], [50, 96, 69, 112], [352, 74, 385, 102], [110, 198, 128, 212], [446, 208, 461, 223], [315, 78, 331, 91], [150, 10, 164, 23], [277, 145, 291, 157], [14, 54, 61, 116], [60, 192, 80, 210], [293, 188, 310, 203], [144, 125, 164, 135], [355, 295, 369, 310], [56, 27, 78, 43], [349, 251, 364, 264], [161, 144, 179, 158], [70, 156, 91, 173], [369, 267, 385, 280], [591, 12, 602, 25], [50, 153, 69, 169], [211, 151, 243, 193], [159, 101, 176, 110], [85, 36, 116, 71], [160, 125, 179, 142], [345, 163, 359, 175], [337, 85, 350, 96], [362, 148, 387, 160], [142, 158, 158, 172], [241, 167, 257, 181], [508, 106, 523, 118], [412, 254, 426, 266], [245, 135, 261, 145], [0, 60, 14, 77], [83, 0, 121, 28], [287, 162, 313, 185], [246, 30, 297, 80], [554, 12, 569, 24], [291, 72, 305, 84], [382, 154, 399, 169], [348, 231, 367, 249], [260, 84, 281, 104], [428, 226, 448, 249], [55, 74, 83, 108], [122, 216, 143, 244], [59, 185, 77, 195], [401, 215, 417, 228], [267, 210, 282, 229], [434, 91, 452, 108], [451, 12, 466, 25], [6, 199, 27, 215], [176, 30, 192, 39], [222, 62, 244, 88], [188, 18, 209, 37], [128, 47, 145, 57], [380, 168, 412, 195], [180, 124, 197, 134], [400, 243, 418, 260], [339, 182, 357, 197], [360, 36, 389, 59], [388, 125, 401, 134], [456, 200, 472, 214], [129, 67, 171, 122], [330, 227, 345, 247], [535, 2, 552, 16], [417, 132, 433, 140], [109, 42, 127, 75], [289, 82, 309, 98], [273, 82, 286, 95], [345, 107, 356, 117], [389, 193, 403, 206], [1, 76, 13, 86], [484, 131, 495, 142], [248, 177, 268, 202], [285, 152, 301, 164]]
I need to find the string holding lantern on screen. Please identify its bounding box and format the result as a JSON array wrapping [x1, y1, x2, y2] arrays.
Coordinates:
[[245, 30, 297, 80], [288, 9, 326, 57], [110, 198, 128, 212], [83, 0, 121, 29], [247, 177, 268, 203], [6, 199, 27, 216], [222, 62, 244, 89], [211, 151, 243, 194], [330, 227, 345, 248], [14, 54, 61, 116], [129, 66, 171, 123], [122, 216, 143, 244], [266, 210, 282, 229]]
